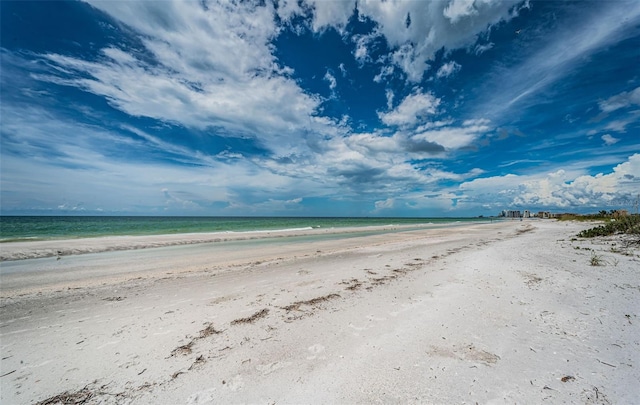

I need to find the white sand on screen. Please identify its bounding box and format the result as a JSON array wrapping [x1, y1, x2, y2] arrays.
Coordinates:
[[1, 220, 638, 404]]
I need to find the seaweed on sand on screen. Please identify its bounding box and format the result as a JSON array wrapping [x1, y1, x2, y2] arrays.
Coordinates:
[[35, 386, 94, 405], [282, 294, 341, 311], [231, 308, 270, 325]]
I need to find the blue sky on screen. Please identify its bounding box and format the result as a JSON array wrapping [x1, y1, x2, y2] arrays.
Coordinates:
[[1, 0, 639, 217]]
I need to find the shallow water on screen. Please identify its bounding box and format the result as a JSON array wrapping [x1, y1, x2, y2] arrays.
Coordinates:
[[0, 216, 486, 242]]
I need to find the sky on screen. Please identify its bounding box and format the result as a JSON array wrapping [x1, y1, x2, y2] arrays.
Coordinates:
[[1, 0, 639, 217]]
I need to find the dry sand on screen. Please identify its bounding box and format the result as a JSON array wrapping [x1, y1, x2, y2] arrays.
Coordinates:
[[1, 220, 638, 404]]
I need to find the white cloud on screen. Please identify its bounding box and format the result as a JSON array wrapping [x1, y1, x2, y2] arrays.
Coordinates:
[[473, 42, 494, 55], [416, 119, 455, 131], [353, 33, 377, 65], [305, 0, 354, 33], [267, 126, 484, 198], [353, 0, 524, 82], [275, 0, 304, 22], [279, 0, 522, 83], [443, 0, 478, 23], [324, 70, 337, 91], [373, 65, 395, 83], [385, 89, 395, 110], [0, 105, 314, 214], [603, 110, 640, 133], [34, 0, 342, 156], [9, 1, 637, 216], [57, 203, 86, 211], [162, 188, 199, 210], [601, 134, 619, 146], [338, 63, 347, 76], [344, 111, 490, 156], [436, 61, 461, 79], [458, 154, 640, 209], [599, 86, 640, 113], [88, 1, 277, 81], [390, 44, 429, 83], [374, 198, 395, 211], [413, 119, 491, 150], [462, 118, 491, 126], [379, 90, 440, 127]]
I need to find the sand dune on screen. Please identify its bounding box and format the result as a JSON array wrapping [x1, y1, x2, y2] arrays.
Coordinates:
[[1, 220, 638, 404]]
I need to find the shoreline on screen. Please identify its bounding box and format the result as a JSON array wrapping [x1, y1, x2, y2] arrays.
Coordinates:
[[0, 216, 490, 245], [0, 220, 492, 262], [1, 220, 638, 404], [0, 222, 501, 298]]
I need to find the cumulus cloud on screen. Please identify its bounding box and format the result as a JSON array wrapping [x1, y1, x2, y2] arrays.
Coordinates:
[[345, 131, 444, 156], [162, 188, 199, 210], [436, 61, 462, 79], [374, 197, 395, 211], [390, 44, 429, 83], [413, 119, 491, 150], [603, 110, 640, 133], [324, 70, 337, 91], [352, 33, 377, 65], [338, 63, 347, 76], [599, 86, 640, 113], [352, 0, 524, 82], [601, 134, 619, 146], [458, 154, 640, 209], [443, 0, 479, 23], [305, 0, 354, 33], [385, 89, 395, 110], [280, 0, 523, 82], [372, 90, 491, 153], [373, 65, 395, 83], [379, 90, 440, 127]]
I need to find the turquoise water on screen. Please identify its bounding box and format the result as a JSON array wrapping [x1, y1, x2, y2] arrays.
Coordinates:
[[0, 216, 486, 242]]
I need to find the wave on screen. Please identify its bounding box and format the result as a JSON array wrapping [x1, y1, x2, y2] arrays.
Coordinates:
[[229, 226, 315, 234], [0, 227, 336, 261]]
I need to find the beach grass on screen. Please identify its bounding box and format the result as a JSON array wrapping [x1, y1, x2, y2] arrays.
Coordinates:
[[577, 215, 640, 239]]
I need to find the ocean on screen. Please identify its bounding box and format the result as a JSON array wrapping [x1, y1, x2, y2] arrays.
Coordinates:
[[0, 216, 487, 243]]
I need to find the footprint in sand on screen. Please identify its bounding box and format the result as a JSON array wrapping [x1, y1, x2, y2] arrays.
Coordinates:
[[307, 344, 326, 360], [186, 388, 217, 405], [226, 374, 244, 392], [255, 361, 291, 375], [428, 344, 500, 366], [349, 314, 387, 332], [463, 344, 500, 364], [348, 323, 366, 332]]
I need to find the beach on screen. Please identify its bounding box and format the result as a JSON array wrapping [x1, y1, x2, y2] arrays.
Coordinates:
[[1, 220, 638, 404]]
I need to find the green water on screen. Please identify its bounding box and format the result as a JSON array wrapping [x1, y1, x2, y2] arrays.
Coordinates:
[[0, 216, 486, 242]]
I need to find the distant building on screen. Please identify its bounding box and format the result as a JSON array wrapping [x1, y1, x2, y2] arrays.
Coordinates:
[[523, 210, 530, 218], [501, 210, 521, 218], [538, 211, 551, 219]]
